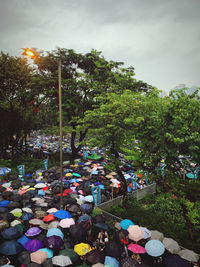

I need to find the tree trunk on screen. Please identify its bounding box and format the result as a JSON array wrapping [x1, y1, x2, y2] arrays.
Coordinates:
[[181, 203, 194, 241], [71, 128, 88, 158]]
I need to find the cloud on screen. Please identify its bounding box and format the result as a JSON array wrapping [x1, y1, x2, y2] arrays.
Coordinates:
[[0, 0, 200, 91]]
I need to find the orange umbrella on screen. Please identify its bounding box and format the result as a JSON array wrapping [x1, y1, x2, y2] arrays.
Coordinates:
[[30, 250, 47, 264]]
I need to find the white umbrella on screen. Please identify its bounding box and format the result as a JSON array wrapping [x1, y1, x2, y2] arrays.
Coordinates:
[[34, 183, 46, 188], [162, 238, 180, 254], [141, 227, 151, 239], [22, 207, 33, 213], [52, 255, 72, 266], [2, 182, 11, 188], [150, 230, 164, 241], [178, 249, 199, 262]]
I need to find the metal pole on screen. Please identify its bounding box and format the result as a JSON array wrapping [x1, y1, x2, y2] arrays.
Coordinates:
[[58, 59, 63, 209]]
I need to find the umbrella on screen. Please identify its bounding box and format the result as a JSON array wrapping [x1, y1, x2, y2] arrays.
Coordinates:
[[128, 225, 143, 242], [86, 249, 105, 265], [84, 195, 94, 203], [43, 214, 55, 222], [0, 213, 15, 222], [145, 240, 165, 257], [0, 200, 10, 207], [46, 208, 58, 213], [74, 243, 92, 256], [35, 210, 47, 218], [104, 256, 120, 267], [54, 210, 72, 219], [17, 235, 31, 247], [52, 255, 72, 266], [178, 249, 199, 262], [46, 228, 64, 239], [77, 214, 90, 223], [22, 207, 33, 213], [59, 248, 80, 264], [164, 255, 191, 267], [80, 204, 92, 213], [0, 207, 7, 213], [69, 224, 87, 243], [29, 218, 43, 226], [25, 239, 43, 252], [18, 251, 31, 265], [127, 244, 147, 254], [30, 250, 47, 264], [120, 219, 135, 230], [141, 227, 151, 240], [93, 214, 106, 224], [120, 257, 138, 267], [67, 204, 80, 213], [95, 222, 109, 231], [162, 237, 181, 254], [25, 227, 42, 237], [20, 212, 34, 221], [150, 230, 164, 241], [1, 227, 21, 240], [104, 241, 123, 258], [59, 218, 75, 228], [34, 183, 46, 188], [0, 240, 24, 255], [48, 221, 60, 229], [39, 248, 53, 258], [44, 235, 64, 250], [10, 219, 21, 227]]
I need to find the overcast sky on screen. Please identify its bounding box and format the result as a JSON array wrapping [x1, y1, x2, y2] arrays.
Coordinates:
[[0, 0, 200, 92]]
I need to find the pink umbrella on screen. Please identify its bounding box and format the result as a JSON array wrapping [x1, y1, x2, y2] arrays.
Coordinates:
[[59, 218, 75, 228], [128, 244, 147, 254], [128, 225, 143, 242]]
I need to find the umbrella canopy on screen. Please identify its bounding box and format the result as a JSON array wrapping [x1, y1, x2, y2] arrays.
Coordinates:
[[59, 248, 80, 264], [95, 222, 109, 231], [20, 212, 34, 221], [18, 251, 31, 265], [25, 239, 43, 252], [93, 214, 106, 224], [39, 248, 53, 258], [77, 214, 90, 223], [46, 208, 58, 213], [164, 255, 190, 267], [150, 230, 164, 241], [30, 250, 47, 264], [44, 235, 64, 250], [59, 218, 75, 228], [104, 256, 120, 267], [120, 257, 138, 267], [29, 218, 44, 226], [128, 244, 147, 254], [145, 239, 165, 257], [86, 249, 105, 265], [128, 225, 143, 242], [74, 243, 92, 256], [80, 204, 92, 213], [67, 204, 80, 213], [48, 221, 60, 229], [52, 255, 72, 266], [54, 210, 72, 219], [84, 195, 94, 203], [0, 240, 24, 255], [178, 249, 199, 262], [46, 228, 64, 239], [162, 237, 181, 254], [0, 220, 9, 230], [69, 224, 87, 243], [35, 210, 47, 219], [120, 219, 135, 230], [25, 227, 42, 237], [17, 235, 31, 247], [34, 183, 46, 188], [141, 227, 151, 240], [43, 214, 55, 222], [1, 226, 21, 240], [105, 241, 123, 258]]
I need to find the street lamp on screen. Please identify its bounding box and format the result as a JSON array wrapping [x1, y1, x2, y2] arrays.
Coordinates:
[[23, 49, 64, 208]]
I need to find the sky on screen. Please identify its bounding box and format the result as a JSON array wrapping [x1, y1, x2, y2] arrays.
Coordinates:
[[0, 0, 200, 92]]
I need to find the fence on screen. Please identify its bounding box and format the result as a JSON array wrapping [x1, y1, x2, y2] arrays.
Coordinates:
[[98, 182, 156, 211]]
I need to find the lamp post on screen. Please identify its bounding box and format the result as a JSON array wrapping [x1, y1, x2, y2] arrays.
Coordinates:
[[24, 49, 64, 208]]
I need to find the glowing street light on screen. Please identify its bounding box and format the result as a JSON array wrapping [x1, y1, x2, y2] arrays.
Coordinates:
[[24, 48, 64, 208]]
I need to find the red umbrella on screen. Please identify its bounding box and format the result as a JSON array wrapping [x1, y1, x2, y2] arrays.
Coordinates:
[[43, 214, 55, 222]]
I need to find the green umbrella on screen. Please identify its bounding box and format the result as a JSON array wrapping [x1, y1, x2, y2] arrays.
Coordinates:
[[59, 248, 80, 264], [87, 154, 101, 160]]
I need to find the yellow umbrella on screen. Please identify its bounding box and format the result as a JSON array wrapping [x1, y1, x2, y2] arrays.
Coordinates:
[[74, 243, 92, 256], [26, 187, 36, 191], [65, 173, 72, 177]]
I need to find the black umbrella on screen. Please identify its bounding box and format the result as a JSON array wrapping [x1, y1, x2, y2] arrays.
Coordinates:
[[164, 255, 191, 267], [63, 198, 77, 205], [9, 194, 22, 202], [67, 204, 80, 213], [105, 241, 123, 258], [0, 256, 9, 266], [93, 214, 106, 224], [0, 240, 24, 255], [1, 226, 21, 240], [59, 248, 81, 264], [0, 212, 15, 222], [18, 251, 31, 265], [86, 249, 105, 265], [0, 207, 8, 213], [2, 191, 13, 199], [120, 257, 138, 267], [69, 224, 87, 244], [95, 222, 109, 231], [8, 201, 21, 208], [20, 212, 34, 221]]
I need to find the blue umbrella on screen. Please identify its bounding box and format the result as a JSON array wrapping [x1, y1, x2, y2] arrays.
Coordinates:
[[38, 189, 45, 196], [0, 200, 10, 207], [104, 256, 120, 267], [39, 248, 53, 258], [120, 219, 134, 230], [80, 204, 92, 213], [145, 240, 165, 257], [72, 173, 81, 177], [17, 235, 31, 247], [47, 228, 64, 240], [20, 212, 34, 221], [1, 227, 21, 240], [0, 240, 24, 255], [54, 210, 72, 219], [69, 178, 79, 183]]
